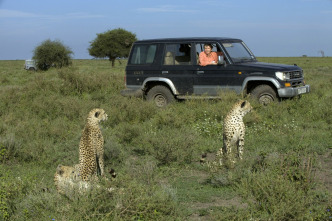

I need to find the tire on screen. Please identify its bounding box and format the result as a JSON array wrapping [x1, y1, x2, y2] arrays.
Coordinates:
[[146, 85, 175, 108], [29, 67, 36, 71], [250, 85, 277, 105]]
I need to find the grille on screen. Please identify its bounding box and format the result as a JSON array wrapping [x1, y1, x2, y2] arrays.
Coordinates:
[[291, 81, 303, 87], [286, 71, 303, 79]]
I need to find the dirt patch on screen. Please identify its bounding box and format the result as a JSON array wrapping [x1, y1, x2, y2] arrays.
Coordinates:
[[315, 149, 332, 193], [182, 162, 247, 221], [186, 196, 247, 221], [189, 196, 247, 210]]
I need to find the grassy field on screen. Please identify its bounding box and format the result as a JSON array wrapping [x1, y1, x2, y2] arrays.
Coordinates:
[[0, 57, 331, 220]]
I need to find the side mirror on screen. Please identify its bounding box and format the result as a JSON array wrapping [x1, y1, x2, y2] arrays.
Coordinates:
[[218, 55, 226, 66]]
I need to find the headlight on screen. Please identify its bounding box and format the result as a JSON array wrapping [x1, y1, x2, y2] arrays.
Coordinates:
[[275, 71, 290, 81]]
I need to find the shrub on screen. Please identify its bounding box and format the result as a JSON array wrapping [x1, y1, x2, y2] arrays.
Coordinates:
[[33, 39, 73, 71], [0, 134, 21, 163], [236, 152, 322, 220], [58, 67, 112, 95]]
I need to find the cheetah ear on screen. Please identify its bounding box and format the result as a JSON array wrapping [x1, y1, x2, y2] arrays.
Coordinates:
[[241, 101, 246, 108], [56, 165, 62, 174], [95, 111, 100, 118], [56, 165, 64, 175]]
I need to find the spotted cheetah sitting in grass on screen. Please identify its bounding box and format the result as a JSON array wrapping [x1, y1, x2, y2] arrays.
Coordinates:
[[79, 108, 108, 181], [216, 100, 252, 167], [54, 164, 86, 195], [54, 164, 115, 196], [200, 100, 252, 169]]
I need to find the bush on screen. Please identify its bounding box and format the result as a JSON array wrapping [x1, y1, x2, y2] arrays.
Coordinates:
[[235, 152, 324, 220], [33, 39, 73, 71], [58, 67, 111, 95]]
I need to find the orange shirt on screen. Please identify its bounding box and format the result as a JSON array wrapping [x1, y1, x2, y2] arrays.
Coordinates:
[[199, 51, 218, 66]]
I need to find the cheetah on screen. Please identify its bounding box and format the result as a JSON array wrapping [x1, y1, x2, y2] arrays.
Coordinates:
[[54, 164, 82, 195], [79, 108, 108, 181], [216, 100, 252, 167], [54, 164, 114, 196]]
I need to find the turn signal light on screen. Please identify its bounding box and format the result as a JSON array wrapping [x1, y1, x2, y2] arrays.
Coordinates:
[[285, 83, 291, 87]]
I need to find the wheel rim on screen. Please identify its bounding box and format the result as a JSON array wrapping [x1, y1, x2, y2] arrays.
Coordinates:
[[154, 94, 167, 107], [259, 94, 274, 105]]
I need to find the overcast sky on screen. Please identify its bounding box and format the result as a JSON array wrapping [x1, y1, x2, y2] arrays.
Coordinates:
[[0, 0, 331, 60]]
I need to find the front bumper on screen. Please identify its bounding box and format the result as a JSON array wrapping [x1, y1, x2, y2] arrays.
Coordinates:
[[120, 88, 144, 98], [277, 85, 310, 98]]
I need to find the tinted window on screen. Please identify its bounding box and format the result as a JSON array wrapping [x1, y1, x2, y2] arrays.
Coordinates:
[[129, 44, 157, 65], [164, 44, 191, 65]]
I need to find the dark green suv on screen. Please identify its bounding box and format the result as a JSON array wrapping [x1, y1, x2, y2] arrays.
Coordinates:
[[121, 37, 310, 107]]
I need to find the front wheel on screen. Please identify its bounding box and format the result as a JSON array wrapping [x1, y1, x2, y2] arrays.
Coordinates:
[[146, 85, 175, 108], [250, 85, 277, 105]]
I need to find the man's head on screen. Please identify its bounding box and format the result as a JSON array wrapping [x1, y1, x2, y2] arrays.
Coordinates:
[[204, 44, 213, 55]]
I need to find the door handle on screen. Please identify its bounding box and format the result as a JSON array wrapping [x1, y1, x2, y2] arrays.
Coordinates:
[[162, 71, 168, 74], [197, 71, 204, 74]]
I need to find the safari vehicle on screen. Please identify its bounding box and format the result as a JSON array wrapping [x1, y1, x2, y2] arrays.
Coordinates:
[[121, 37, 310, 107], [24, 60, 37, 71]]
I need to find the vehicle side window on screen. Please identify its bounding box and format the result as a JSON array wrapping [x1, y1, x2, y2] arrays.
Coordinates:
[[129, 44, 157, 65], [163, 44, 191, 65], [195, 43, 225, 64]]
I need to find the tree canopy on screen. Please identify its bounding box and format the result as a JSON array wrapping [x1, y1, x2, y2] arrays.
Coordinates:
[[33, 39, 73, 71], [88, 28, 137, 66]]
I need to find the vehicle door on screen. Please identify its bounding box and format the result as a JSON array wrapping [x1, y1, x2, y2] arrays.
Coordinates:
[[161, 43, 195, 95], [193, 42, 247, 96]]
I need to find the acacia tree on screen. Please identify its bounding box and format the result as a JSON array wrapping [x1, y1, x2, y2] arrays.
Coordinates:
[[88, 28, 137, 67], [33, 39, 73, 71], [318, 50, 325, 57]]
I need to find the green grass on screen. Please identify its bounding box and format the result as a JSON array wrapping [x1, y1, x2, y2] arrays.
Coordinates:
[[0, 57, 331, 220]]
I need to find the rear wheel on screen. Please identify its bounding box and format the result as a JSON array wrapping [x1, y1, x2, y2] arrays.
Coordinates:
[[251, 85, 277, 105], [146, 85, 175, 108]]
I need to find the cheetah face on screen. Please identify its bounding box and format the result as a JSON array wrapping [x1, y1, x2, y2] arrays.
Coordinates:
[[88, 108, 108, 123], [55, 164, 80, 180], [94, 109, 108, 122], [239, 100, 252, 115], [233, 100, 252, 116]]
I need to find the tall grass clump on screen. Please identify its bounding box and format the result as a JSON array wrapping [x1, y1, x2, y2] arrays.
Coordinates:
[[58, 67, 113, 95], [132, 126, 198, 165], [236, 152, 319, 220]]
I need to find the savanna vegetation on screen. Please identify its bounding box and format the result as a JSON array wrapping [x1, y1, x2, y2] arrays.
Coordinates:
[[0, 57, 331, 220]]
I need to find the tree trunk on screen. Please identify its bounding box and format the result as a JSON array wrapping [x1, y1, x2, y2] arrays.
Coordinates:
[[109, 57, 115, 67]]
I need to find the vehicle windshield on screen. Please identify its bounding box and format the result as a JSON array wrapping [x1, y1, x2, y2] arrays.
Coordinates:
[[222, 42, 256, 63]]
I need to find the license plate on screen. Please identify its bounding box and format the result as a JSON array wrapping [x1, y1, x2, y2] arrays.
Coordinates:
[[298, 87, 306, 94]]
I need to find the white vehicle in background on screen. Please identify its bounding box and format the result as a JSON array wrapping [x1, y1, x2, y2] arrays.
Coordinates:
[[24, 60, 37, 71]]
